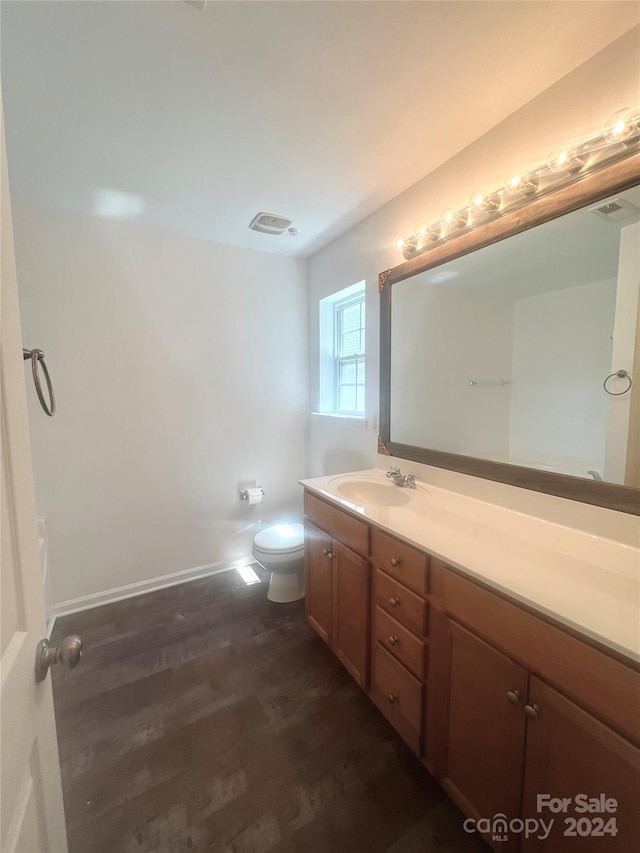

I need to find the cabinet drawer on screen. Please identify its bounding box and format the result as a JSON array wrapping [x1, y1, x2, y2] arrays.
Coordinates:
[[376, 570, 428, 637], [371, 642, 423, 753], [375, 607, 426, 680], [303, 492, 369, 557], [371, 527, 428, 594]]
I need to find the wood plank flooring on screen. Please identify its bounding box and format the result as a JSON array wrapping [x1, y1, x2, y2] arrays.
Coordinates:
[[51, 566, 487, 852]]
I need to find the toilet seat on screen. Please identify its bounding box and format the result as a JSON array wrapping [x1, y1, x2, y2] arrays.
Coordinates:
[[253, 523, 304, 555]]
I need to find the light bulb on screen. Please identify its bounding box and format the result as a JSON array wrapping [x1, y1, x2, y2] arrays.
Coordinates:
[[428, 222, 442, 241], [396, 237, 406, 251], [547, 146, 584, 174], [403, 233, 419, 255], [469, 189, 500, 213], [504, 168, 538, 196], [440, 207, 469, 230], [604, 108, 639, 144], [413, 222, 429, 240]]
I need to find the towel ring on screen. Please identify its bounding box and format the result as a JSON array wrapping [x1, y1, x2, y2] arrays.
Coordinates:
[[23, 348, 56, 416], [603, 369, 632, 397]]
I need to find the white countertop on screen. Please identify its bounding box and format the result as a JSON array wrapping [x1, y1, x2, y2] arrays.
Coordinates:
[[300, 469, 640, 664]]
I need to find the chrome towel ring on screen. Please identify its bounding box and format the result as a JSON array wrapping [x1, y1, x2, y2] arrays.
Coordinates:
[[603, 369, 632, 397], [23, 348, 56, 416]]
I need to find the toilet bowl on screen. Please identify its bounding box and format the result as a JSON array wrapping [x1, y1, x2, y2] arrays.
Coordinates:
[[252, 523, 305, 603]]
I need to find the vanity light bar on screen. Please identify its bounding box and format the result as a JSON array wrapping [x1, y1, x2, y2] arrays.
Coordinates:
[[396, 106, 640, 260]]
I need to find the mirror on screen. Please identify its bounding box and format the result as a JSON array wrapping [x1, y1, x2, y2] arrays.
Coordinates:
[[380, 156, 640, 514]]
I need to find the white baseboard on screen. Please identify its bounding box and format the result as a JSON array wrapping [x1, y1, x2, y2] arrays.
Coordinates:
[[51, 554, 254, 618]]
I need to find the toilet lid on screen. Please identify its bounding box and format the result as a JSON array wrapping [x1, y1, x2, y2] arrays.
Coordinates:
[[254, 523, 304, 554]]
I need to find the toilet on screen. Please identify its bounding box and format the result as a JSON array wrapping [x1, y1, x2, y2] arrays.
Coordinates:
[[252, 523, 305, 603]]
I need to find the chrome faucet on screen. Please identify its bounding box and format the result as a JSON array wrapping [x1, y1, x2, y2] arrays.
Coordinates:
[[386, 466, 421, 488], [587, 470, 603, 481]]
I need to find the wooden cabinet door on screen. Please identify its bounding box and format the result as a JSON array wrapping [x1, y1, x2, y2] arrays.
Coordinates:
[[332, 541, 370, 688], [433, 618, 529, 853], [304, 520, 333, 645], [521, 677, 640, 853]]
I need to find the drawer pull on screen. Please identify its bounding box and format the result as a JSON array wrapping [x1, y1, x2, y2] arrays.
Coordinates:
[[390, 557, 400, 567], [524, 703, 540, 721], [388, 636, 399, 646], [387, 693, 397, 704], [388, 597, 400, 607], [506, 690, 521, 706]]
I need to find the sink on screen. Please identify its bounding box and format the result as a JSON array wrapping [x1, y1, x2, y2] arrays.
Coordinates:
[[330, 478, 413, 507]]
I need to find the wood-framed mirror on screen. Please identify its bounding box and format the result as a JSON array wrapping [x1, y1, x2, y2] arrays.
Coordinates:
[[379, 152, 640, 515]]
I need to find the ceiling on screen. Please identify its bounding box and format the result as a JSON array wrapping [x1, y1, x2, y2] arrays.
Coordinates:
[[1, 1, 639, 258]]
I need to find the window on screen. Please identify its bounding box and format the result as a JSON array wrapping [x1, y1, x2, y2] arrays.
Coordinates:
[[318, 281, 365, 416], [334, 294, 365, 414]]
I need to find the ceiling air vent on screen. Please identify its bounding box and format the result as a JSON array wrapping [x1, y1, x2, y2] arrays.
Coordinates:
[[589, 197, 640, 223], [249, 212, 293, 235]]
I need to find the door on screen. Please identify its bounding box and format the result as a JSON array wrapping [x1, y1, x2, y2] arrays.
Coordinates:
[[332, 540, 369, 687], [433, 619, 529, 853], [521, 676, 640, 852], [304, 520, 333, 644], [1, 100, 68, 851]]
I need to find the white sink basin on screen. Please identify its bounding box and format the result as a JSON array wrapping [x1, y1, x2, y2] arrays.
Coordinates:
[[329, 477, 413, 507]]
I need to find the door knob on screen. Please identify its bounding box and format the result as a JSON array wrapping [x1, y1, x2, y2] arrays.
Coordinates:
[[35, 634, 82, 682]]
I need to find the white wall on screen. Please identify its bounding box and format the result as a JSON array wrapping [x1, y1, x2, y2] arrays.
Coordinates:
[[390, 282, 513, 456], [308, 27, 640, 532], [13, 205, 309, 611], [509, 279, 616, 476]]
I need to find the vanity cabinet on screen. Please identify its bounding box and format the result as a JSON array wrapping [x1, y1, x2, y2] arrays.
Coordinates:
[[430, 562, 640, 853], [302, 485, 640, 852], [303, 494, 370, 688]]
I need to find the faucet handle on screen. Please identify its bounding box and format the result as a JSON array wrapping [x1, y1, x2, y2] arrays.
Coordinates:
[[405, 472, 421, 487], [386, 466, 401, 478]]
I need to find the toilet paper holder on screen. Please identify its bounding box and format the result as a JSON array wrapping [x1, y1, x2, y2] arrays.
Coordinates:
[[240, 487, 265, 501]]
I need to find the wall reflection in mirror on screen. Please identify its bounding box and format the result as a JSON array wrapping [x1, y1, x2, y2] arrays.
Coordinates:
[[390, 185, 639, 487]]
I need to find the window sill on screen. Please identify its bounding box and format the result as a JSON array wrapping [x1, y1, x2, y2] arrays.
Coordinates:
[[311, 412, 369, 432], [311, 412, 367, 423]]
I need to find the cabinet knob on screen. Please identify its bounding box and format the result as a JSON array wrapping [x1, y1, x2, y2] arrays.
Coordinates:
[[327, 551, 334, 560], [322, 548, 329, 556], [387, 693, 397, 704], [388, 636, 399, 646], [506, 690, 521, 706], [388, 597, 399, 607], [524, 703, 540, 720], [390, 557, 400, 567]]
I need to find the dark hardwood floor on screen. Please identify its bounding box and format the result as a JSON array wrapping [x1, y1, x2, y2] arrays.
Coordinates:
[[51, 566, 487, 853]]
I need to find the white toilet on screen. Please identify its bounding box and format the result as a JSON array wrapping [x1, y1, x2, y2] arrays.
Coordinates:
[[252, 523, 305, 603]]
